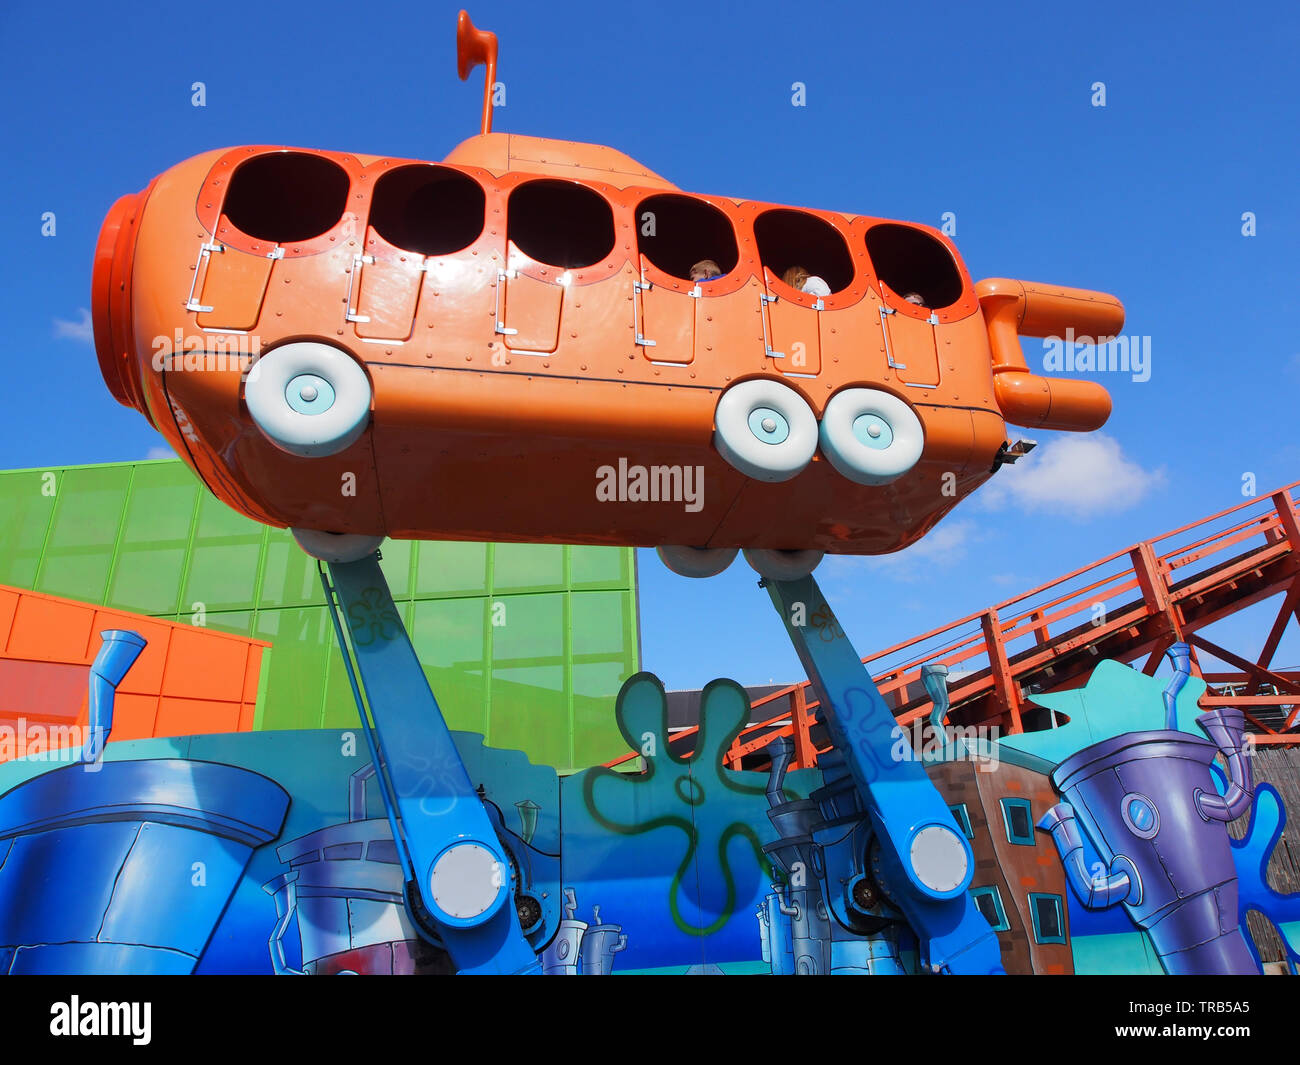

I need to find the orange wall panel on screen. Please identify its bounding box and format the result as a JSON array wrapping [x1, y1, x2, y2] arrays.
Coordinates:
[[162, 625, 249, 703], [105, 692, 161, 742], [7, 596, 94, 662], [0, 583, 268, 762], [95, 613, 176, 695], [154, 696, 243, 738], [0, 588, 17, 648]]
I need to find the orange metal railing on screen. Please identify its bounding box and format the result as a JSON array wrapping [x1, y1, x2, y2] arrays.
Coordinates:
[[607, 482, 1300, 771]]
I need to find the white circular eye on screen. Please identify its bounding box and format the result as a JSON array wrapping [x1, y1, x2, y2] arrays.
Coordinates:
[[245, 341, 372, 457], [818, 388, 924, 486], [909, 824, 970, 895], [713, 379, 818, 482]]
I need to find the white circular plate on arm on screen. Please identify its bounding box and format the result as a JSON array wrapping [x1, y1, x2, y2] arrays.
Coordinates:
[[428, 842, 507, 923], [909, 824, 970, 895]]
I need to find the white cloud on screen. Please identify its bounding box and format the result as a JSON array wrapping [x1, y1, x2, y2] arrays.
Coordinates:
[[145, 446, 174, 460], [54, 308, 93, 343], [978, 433, 1164, 518]]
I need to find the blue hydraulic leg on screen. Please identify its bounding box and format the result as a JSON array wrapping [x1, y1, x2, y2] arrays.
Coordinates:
[[765, 575, 1003, 974], [323, 553, 539, 975]]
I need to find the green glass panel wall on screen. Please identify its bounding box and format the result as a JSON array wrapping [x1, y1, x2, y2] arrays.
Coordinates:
[[35, 465, 133, 602], [0, 459, 640, 772], [108, 462, 200, 615], [0, 470, 59, 590]]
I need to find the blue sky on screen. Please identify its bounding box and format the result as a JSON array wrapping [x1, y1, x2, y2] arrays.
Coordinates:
[[2, 0, 1298, 691]]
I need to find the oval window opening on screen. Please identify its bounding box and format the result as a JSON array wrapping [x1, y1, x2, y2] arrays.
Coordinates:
[[223, 152, 350, 244], [1021, 705, 1071, 733], [369, 165, 485, 255], [507, 180, 615, 269], [864, 224, 964, 309], [636, 194, 739, 280], [754, 209, 855, 294]]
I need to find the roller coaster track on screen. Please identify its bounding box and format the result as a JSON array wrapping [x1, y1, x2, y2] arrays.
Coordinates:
[[611, 481, 1300, 772]]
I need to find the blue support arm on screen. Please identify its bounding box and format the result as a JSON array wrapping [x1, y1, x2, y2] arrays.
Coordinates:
[[764, 575, 1003, 974], [323, 554, 539, 975]]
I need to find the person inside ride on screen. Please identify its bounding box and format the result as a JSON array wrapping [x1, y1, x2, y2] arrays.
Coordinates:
[[782, 264, 830, 297], [689, 259, 724, 282]]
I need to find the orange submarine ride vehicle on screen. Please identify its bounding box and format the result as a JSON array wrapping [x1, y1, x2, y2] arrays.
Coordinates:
[[93, 13, 1121, 581]]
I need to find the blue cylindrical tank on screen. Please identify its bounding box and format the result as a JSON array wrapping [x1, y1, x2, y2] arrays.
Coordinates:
[[830, 933, 906, 975], [270, 819, 430, 974], [542, 918, 587, 975], [761, 889, 794, 975], [579, 908, 627, 975], [0, 758, 288, 974]]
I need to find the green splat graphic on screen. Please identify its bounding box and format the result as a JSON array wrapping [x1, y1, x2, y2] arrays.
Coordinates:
[[346, 587, 404, 646], [580, 672, 802, 937]]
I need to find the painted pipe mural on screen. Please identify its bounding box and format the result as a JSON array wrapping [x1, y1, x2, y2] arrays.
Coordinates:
[[3, 625, 1298, 975], [1037, 645, 1257, 975], [0, 633, 289, 975]]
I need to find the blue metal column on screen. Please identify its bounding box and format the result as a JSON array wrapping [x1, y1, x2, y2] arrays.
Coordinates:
[[765, 575, 1003, 974], [324, 554, 539, 975]]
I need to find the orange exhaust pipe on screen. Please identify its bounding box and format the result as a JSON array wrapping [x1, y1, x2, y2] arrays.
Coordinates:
[[976, 278, 1122, 432]]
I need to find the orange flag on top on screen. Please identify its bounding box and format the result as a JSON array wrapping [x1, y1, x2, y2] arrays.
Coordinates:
[[457, 11, 499, 136]]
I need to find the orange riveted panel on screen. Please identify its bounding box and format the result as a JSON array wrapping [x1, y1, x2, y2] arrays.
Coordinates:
[[501, 258, 563, 353], [881, 304, 940, 387], [636, 276, 694, 364], [819, 293, 889, 393], [92, 196, 139, 405], [693, 277, 767, 379], [352, 253, 425, 342], [194, 239, 275, 332], [421, 254, 500, 359], [933, 312, 1000, 412], [163, 351, 386, 536], [762, 269, 822, 378]]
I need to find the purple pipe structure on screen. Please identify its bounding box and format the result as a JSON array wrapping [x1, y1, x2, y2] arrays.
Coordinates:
[[1036, 804, 1136, 909], [1036, 643, 1258, 975], [1196, 707, 1253, 823]]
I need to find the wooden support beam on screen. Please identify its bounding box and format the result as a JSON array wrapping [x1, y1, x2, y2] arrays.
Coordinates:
[[983, 607, 1023, 734]]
